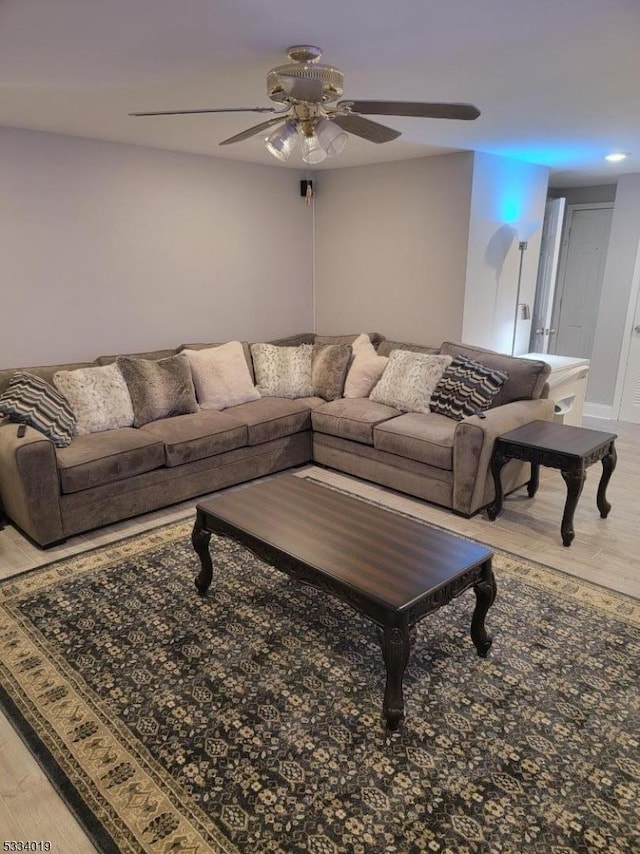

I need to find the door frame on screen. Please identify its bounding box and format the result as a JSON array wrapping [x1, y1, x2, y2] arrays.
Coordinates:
[[550, 202, 614, 355], [613, 233, 640, 419]]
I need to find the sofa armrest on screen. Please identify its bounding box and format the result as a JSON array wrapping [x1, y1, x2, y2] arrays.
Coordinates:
[[0, 421, 64, 545], [452, 398, 555, 515]]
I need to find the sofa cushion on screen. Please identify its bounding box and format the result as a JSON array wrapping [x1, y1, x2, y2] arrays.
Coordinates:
[[225, 397, 321, 446], [430, 355, 508, 421], [250, 343, 314, 398], [440, 342, 550, 405], [0, 371, 76, 447], [311, 343, 352, 401], [56, 428, 166, 494], [117, 354, 199, 427], [0, 362, 95, 396], [374, 412, 456, 470], [181, 342, 260, 410], [139, 411, 247, 467], [370, 351, 453, 413], [312, 399, 401, 445], [53, 363, 134, 434], [376, 340, 441, 358]]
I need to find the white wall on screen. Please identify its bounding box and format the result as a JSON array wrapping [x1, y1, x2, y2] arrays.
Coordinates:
[[462, 152, 550, 354], [0, 127, 314, 367], [589, 172, 640, 407], [313, 153, 474, 345]]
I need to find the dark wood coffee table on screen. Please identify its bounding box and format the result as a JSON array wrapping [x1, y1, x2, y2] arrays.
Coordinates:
[[191, 475, 495, 729], [487, 420, 617, 547]]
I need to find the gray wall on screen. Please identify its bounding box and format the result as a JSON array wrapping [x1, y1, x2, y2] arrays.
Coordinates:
[[589, 173, 640, 407], [0, 127, 314, 367], [313, 153, 474, 345]]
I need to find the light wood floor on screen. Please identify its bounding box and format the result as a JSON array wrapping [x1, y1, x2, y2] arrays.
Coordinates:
[[0, 416, 638, 851]]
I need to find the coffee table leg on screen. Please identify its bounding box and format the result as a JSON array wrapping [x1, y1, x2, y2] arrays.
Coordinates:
[[192, 509, 213, 595], [560, 467, 586, 547], [527, 462, 540, 498], [382, 621, 411, 730], [597, 443, 617, 518], [471, 560, 496, 657]]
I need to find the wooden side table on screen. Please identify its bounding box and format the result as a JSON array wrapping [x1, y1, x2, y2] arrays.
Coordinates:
[[487, 420, 617, 547]]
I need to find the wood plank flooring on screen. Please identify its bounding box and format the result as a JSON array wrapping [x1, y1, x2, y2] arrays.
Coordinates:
[[0, 416, 637, 851]]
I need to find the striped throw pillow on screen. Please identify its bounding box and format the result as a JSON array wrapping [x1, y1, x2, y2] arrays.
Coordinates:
[[430, 355, 508, 421], [0, 371, 76, 446]]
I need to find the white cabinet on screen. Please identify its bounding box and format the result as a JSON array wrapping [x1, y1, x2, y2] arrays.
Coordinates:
[[520, 353, 590, 426]]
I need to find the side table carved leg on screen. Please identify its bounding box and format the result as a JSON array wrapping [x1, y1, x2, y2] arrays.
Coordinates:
[[597, 443, 617, 518], [487, 447, 508, 520], [471, 561, 496, 657], [527, 462, 540, 498], [192, 510, 213, 595], [382, 622, 411, 730], [560, 467, 586, 547]]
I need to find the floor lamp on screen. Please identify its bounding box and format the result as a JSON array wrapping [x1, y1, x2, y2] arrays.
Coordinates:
[[511, 240, 530, 355]]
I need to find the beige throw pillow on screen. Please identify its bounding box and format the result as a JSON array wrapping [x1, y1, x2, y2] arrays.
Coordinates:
[[343, 333, 389, 398], [182, 342, 260, 410], [250, 343, 314, 398], [369, 351, 453, 413], [53, 363, 134, 434]]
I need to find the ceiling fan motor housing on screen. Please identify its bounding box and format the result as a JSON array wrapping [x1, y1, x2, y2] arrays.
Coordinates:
[[267, 45, 344, 104]]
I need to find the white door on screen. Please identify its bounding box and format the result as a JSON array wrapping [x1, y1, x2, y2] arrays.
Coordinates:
[[529, 197, 566, 353], [619, 245, 640, 423], [550, 205, 613, 359]]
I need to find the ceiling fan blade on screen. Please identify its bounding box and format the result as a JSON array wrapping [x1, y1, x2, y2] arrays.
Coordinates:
[[219, 116, 289, 146], [340, 101, 481, 121], [332, 114, 401, 144], [129, 107, 279, 117], [278, 74, 325, 103]]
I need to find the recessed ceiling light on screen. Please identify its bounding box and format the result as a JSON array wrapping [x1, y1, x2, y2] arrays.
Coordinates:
[[605, 152, 628, 162]]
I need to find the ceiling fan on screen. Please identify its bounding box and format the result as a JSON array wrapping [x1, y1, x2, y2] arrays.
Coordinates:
[[130, 45, 481, 165]]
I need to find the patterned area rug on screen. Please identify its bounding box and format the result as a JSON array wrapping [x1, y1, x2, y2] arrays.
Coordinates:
[[1, 504, 639, 853]]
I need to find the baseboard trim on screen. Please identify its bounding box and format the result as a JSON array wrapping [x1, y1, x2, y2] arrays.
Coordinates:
[[584, 402, 616, 420]]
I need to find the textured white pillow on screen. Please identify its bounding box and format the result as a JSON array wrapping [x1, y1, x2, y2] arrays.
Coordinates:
[[369, 351, 453, 413], [250, 343, 314, 398], [53, 363, 134, 434], [182, 342, 260, 410]]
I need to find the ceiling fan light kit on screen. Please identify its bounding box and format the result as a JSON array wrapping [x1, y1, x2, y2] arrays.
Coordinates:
[[130, 45, 480, 165], [265, 120, 298, 161]]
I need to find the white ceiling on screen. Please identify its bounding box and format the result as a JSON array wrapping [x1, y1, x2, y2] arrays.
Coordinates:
[[2, 0, 639, 187]]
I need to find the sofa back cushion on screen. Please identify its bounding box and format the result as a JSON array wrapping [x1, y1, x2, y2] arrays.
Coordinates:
[[376, 340, 441, 358], [439, 342, 550, 406], [315, 332, 385, 347], [117, 354, 199, 427], [0, 362, 95, 395], [96, 348, 178, 366]]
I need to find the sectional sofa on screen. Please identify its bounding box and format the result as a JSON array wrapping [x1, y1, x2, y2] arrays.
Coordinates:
[[0, 333, 553, 547]]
